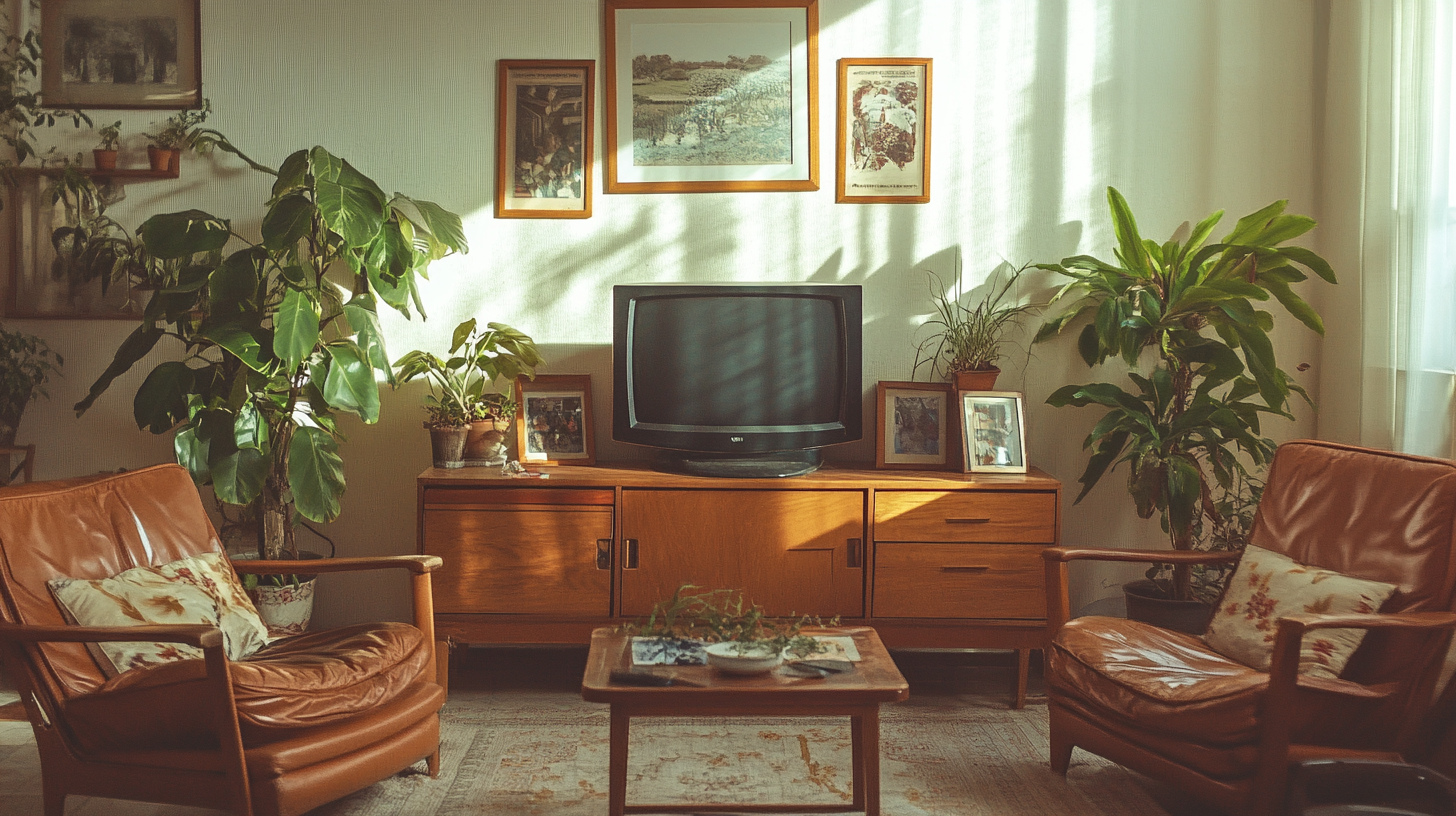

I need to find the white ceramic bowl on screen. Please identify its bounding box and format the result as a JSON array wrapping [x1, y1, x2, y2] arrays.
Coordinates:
[[704, 642, 783, 675]]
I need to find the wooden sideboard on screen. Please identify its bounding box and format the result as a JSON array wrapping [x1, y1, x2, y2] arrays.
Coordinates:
[[417, 462, 1061, 706]]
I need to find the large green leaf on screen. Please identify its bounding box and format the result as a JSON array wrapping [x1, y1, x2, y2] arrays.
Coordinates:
[[139, 210, 232, 259], [308, 146, 343, 183], [1262, 277, 1324, 334], [233, 401, 268, 451], [133, 361, 194, 434], [392, 195, 469, 257], [323, 342, 380, 423], [212, 446, 267, 506], [317, 176, 385, 248], [210, 248, 263, 311], [1107, 187, 1148, 277], [173, 425, 210, 486], [74, 325, 162, 414], [367, 258, 410, 312], [363, 220, 411, 283], [200, 322, 272, 372], [261, 192, 315, 251], [274, 287, 321, 373], [1279, 246, 1337, 284], [271, 149, 309, 199], [343, 293, 394, 384], [1221, 199, 1287, 245], [289, 427, 345, 523]]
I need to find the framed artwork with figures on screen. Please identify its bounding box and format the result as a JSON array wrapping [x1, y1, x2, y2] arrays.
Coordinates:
[[960, 391, 1027, 474], [496, 59, 594, 218], [876, 381, 954, 469], [515, 374, 595, 466]]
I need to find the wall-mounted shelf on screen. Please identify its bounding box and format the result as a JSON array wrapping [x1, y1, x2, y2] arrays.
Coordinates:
[[8, 165, 179, 181]]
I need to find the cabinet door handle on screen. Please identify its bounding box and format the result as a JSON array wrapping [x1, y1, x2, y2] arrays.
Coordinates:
[[624, 539, 639, 570], [847, 538, 862, 568], [946, 517, 991, 524], [596, 539, 612, 570], [941, 565, 991, 573]]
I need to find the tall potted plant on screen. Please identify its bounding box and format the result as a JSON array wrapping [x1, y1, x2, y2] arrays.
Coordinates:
[[913, 261, 1038, 391], [0, 324, 61, 483], [1035, 187, 1335, 615], [393, 318, 543, 468], [74, 144, 468, 562]]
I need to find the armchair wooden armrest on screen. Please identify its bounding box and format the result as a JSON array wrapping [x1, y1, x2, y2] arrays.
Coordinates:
[[1250, 611, 1456, 814], [1041, 546, 1243, 632], [232, 553, 443, 686]]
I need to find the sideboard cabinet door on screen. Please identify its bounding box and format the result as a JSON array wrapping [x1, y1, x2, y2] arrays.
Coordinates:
[[619, 489, 865, 618]]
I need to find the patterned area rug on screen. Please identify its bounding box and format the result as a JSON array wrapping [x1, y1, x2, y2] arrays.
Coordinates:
[[0, 679, 1173, 815]]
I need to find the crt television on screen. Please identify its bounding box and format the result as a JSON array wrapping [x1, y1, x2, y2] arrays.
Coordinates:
[[612, 283, 863, 478]]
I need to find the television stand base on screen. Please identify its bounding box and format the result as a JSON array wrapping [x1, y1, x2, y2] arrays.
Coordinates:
[[654, 449, 823, 478]]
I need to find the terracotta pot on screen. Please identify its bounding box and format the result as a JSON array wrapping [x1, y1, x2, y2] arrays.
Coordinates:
[[952, 367, 1001, 392], [429, 424, 469, 469], [1122, 579, 1213, 635], [92, 149, 118, 171], [462, 416, 512, 467], [147, 146, 179, 172]]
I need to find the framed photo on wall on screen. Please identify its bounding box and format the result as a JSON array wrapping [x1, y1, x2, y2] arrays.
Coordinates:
[[960, 391, 1027, 474], [603, 0, 819, 193], [515, 374, 596, 466], [836, 57, 931, 203], [40, 0, 202, 109], [495, 60, 594, 219], [875, 381, 954, 470]]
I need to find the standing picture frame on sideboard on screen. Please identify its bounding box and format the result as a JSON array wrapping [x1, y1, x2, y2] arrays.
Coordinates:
[[875, 380, 955, 469], [959, 390, 1028, 474], [515, 374, 596, 466]]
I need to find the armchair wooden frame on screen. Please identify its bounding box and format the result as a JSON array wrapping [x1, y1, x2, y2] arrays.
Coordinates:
[[1042, 546, 1456, 816], [0, 554, 442, 816]]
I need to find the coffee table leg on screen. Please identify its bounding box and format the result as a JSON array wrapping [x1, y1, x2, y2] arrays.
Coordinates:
[[859, 708, 882, 816], [609, 706, 629, 816], [851, 714, 865, 811]]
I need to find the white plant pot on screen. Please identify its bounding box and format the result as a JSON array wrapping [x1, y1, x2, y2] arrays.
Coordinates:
[[248, 578, 316, 637], [705, 641, 783, 675]]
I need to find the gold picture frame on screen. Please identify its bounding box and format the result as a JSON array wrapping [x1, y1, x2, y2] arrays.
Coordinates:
[[495, 59, 594, 219], [603, 0, 819, 194], [515, 374, 596, 466], [960, 391, 1027, 474], [876, 381, 954, 470], [40, 0, 201, 109], [836, 57, 931, 203]]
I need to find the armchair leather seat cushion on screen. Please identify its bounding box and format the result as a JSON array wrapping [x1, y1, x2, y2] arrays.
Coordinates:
[[1049, 616, 1394, 772], [64, 620, 430, 753]]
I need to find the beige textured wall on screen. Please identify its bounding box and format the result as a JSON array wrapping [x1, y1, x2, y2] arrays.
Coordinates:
[[6, 0, 1322, 624]]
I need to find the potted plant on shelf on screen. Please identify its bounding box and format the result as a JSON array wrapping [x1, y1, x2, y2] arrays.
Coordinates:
[[92, 120, 120, 170], [143, 99, 210, 172], [74, 142, 469, 573], [1034, 187, 1335, 630], [393, 318, 543, 468], [912, 260, 1039, 391]]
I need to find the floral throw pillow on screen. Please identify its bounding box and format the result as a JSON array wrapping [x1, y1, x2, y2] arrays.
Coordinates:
[[48, 551, 270, 677], [1203, 545, 1397, 680]]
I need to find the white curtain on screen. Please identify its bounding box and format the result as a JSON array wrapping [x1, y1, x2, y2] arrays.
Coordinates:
[[1328, 0, 1456, 457]]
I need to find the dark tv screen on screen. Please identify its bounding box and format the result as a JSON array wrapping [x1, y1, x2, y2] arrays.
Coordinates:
[[628, 295, 843, 430]]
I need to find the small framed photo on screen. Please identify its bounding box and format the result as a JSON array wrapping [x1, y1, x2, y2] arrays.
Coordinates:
[[960, 391, 1027, 474], [836, 57, 931, 203], [495, 59, 594, 219], [876, 381, 954, 470], [40, 0, 202, 109], [515, 374, 595, 466], [603, 0, 819, 194]]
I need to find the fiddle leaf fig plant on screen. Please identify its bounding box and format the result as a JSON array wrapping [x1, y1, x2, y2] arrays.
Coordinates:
[[74, 144, 468, 560], [1035, 187, 1335, 600]]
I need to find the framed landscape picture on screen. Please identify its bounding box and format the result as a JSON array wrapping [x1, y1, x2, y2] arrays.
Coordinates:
[[495, 60, 594, 219], [515, 374, 596, 466], [603, 0, 819, 193], [41, 0, 201, 109], [876, 381, 954, 470], [836, 57, 931, 203], [960, 391, 1027, 474]]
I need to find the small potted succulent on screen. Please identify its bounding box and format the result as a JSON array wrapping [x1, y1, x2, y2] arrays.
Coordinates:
[[92, 121, 121, 170], [912, 261, 1039, 391], [143, 99, 210, 172], [393, 319, 543, 468]]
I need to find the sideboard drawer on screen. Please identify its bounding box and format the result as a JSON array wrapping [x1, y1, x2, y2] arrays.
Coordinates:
[[872, 543, 1046, 619], [874, 491, 1056, 543]]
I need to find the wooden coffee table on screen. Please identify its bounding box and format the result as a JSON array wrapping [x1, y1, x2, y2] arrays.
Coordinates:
[[580, 626, 910, 816]]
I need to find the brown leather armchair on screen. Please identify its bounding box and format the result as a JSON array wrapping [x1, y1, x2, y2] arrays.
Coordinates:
[[1042, 440, 1456, 816], [0, 464, 445, 816]]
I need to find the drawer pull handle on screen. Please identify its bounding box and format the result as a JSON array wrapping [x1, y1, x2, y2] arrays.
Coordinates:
[[946, 517, 992, 524], [624, 539, 639, 570], [596, 539, 612, 570], [942, 565, 991, 573]]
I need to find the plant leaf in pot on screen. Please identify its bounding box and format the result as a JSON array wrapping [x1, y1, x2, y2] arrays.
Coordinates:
[[1034, 186, 1336, 610], [912, 260, 1040, 391]]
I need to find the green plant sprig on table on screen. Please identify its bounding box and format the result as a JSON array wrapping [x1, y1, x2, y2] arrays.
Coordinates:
[[625, 584, 837, 658], [912, 261, 1039, 381]]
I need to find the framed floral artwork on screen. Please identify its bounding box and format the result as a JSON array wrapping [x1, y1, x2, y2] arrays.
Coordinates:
[[515, 374, 595, 466], [603, 0, 819, 193], [495, 60, 594, 219], [40, 0, 201, 109], [836, 57, 931, 203]]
